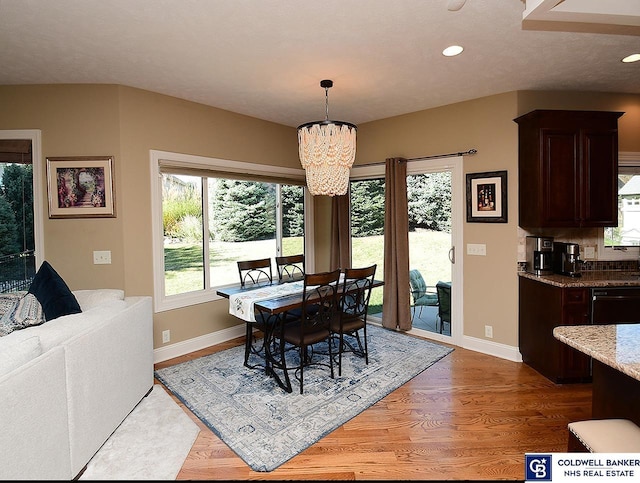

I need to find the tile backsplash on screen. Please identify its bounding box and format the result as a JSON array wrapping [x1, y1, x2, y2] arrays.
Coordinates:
[[518, 227, 601, 263], [517, 226, 639, 272]]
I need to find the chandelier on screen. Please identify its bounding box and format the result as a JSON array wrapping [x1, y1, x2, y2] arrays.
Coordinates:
[[297, 80, 357, 196]]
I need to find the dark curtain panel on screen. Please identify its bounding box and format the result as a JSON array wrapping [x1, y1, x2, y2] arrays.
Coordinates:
[[330, 194, 351, 271], [382, 158, 412, 330]]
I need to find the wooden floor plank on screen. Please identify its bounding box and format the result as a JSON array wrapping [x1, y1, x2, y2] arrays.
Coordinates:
[[154, 332, 591, 480]]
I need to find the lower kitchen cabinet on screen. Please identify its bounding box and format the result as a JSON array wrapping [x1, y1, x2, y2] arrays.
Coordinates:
[[519, 276, 591, 383]]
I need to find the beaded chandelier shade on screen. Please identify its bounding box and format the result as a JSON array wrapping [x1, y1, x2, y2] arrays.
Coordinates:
[[297, 80, 357, 196]]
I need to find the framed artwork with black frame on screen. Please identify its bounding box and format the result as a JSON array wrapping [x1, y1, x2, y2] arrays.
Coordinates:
[[466, 170, 507, 223], [46, 156, 116, 218]]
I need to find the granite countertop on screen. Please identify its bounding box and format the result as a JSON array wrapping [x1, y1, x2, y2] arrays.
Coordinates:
[[554, 324, 640, 381], [519, 270, 640, 288]]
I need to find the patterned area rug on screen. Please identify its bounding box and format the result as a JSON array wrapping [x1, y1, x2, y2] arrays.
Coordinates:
[[154, 324, 453, 472]]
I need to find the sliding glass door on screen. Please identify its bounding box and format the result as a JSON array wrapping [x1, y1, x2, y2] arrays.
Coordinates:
[[350, 157, 462, 341]]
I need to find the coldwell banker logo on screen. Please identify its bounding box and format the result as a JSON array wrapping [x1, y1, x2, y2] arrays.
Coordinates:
[[526, 454, 552, 481]]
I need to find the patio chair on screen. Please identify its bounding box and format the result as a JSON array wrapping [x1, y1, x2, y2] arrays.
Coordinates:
[[409, 269, 439, 321], [436, 281, 452, 334]]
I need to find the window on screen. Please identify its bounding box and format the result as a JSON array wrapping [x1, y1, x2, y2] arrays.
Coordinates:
[[151, 150, 310, 312], [602, 153, 640, 258]]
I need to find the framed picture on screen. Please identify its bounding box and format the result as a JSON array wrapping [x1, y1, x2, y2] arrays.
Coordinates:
[[466, 170, 507, 223], [46, 156, 115, 218]]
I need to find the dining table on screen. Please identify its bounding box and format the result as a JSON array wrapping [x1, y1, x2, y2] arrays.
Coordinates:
[[217, 274, 384, 393]]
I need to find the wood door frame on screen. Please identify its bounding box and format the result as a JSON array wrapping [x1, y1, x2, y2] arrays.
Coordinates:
[[0, 130, 44, 267]]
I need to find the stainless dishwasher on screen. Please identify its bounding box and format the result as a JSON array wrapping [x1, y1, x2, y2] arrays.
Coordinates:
[[591, 287, 640, 324]]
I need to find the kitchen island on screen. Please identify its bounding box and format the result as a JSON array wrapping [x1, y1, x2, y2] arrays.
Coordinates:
[[554, 324, 640, 426]]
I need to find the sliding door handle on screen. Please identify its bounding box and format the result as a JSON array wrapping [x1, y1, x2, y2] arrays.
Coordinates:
[[448, 247, 455, 264]]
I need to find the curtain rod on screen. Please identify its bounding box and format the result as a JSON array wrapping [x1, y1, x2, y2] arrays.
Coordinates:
[[358, 148, 477, 167]]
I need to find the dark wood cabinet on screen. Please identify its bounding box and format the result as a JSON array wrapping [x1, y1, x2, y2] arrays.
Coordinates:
[[514, 110, 623, 228], [518, 276, 591, 383]]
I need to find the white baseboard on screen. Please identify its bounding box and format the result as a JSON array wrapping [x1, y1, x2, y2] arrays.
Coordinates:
[[461, 334, 523, 362], [153, 323, 523, 365], [153, 324, 245, 364]]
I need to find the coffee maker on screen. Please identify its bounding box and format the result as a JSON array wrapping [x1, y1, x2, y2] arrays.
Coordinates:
[[553, 242, 582, 277], [526, 236, 554, 276]]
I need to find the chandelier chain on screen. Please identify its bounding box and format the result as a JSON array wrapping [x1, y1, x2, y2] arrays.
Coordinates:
[[324, 86, 329, 121]]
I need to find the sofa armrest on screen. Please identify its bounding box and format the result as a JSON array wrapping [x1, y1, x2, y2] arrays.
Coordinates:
[[0, 346, 72, 480], [64, 296, 154, 477]]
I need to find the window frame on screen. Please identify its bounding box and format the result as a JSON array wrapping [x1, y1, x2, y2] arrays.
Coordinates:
[[600, 152, 640, 260], [150, 150, 313, 313]]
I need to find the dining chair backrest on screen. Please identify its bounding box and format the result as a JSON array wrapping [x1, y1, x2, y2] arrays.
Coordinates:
[[237, 258, 273, 287], [300, 269, 341, 332], [275, 254, 305, 282], [340, 264, 376, 321]]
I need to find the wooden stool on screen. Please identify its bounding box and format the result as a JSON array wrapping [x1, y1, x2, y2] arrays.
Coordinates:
[[568, 419, 640, 453]]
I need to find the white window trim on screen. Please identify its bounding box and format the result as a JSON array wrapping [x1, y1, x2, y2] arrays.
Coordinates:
[[600, 151, 640, 260], [149, 150, 311, 313]]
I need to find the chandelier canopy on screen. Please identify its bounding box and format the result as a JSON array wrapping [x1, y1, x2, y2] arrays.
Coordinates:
[[297, 80, 357, 196]]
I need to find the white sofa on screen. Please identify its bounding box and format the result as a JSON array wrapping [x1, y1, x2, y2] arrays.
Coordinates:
[[0, 289, 154, 480]]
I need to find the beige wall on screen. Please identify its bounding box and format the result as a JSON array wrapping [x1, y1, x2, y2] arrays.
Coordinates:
[[0, 84, 300, 348], [349, 90, 640, 347], [0, 85, 125, 288], [1, 84, 638, 353], [352, 92, 521, 344]]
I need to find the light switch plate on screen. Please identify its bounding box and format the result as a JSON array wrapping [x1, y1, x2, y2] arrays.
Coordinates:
[[467, 243, 487, 256], [93, 250, 111, 264]]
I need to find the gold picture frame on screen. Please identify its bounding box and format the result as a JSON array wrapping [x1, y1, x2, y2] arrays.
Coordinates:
[[46, 156, 115, 218]]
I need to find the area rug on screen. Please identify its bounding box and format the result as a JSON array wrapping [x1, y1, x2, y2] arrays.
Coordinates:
[[79, 385, 200, 480], [154, 324, 453, 472]]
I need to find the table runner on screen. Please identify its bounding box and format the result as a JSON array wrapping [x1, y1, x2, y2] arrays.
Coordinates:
[[228, 281, 305, 322]]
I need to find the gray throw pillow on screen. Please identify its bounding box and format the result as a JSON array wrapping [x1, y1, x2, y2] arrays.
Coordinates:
[[0, 293, 45, 337]]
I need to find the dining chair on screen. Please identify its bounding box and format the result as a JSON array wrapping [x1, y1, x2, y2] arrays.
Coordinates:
[[436, 281, 451, 334], [331, 264, 376, 376], [237, 258, 274, 368], [237, 258, 273, 287], [275, 254, 305, 282], [409, 269, 439, 321], [274, 269, 340, 394]]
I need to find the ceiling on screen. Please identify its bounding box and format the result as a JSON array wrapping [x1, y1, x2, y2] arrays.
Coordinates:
[[0, 0, 638, 128]]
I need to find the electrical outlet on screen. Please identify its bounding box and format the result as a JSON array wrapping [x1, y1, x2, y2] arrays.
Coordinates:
[[484, 325, 493, 338], [584, 246, 595, 259], [467, 243, 487, 256], [93, 250, 111, 264], [162, 330, 170, 343]]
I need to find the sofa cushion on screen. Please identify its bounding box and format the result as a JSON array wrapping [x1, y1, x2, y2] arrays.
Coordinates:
[[28, 261, 81, 321], [72, 289, 125, 311], [0, 334, 42, 377], [0, 293, 45, 337], [34, 299, 128, 352]]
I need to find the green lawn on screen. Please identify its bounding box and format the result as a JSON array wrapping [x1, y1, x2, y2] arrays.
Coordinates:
[[164, 230, 452, 314]]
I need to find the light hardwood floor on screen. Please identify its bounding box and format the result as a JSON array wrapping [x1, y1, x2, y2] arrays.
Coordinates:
[[154, 332, 592, 481]]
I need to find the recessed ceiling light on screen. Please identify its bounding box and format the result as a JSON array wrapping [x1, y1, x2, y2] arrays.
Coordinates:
[[622, 53, 640, 63], [442, 45, 464, 57]]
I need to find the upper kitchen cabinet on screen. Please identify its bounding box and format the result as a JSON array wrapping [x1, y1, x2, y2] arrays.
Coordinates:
[[515, 110, 623, 228]]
